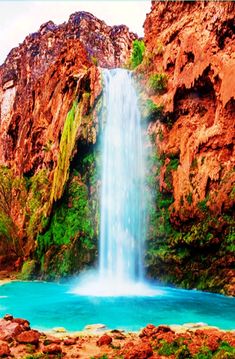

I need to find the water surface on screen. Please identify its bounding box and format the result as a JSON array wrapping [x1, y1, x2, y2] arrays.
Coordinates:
[[0, 281, 234, 332]]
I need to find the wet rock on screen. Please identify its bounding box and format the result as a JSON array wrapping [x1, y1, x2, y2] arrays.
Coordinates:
[[16, 330, 40, 344], [0, 343, 10, 357], [96, 334, 112, 346]]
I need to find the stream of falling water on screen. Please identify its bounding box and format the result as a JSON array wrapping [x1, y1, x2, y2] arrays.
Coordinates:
[[72, 69, 158, 296], [99, 69, 146, 284]]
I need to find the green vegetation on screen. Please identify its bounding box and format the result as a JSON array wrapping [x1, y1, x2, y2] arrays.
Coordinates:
[[91, 55, 98, 66], [35, 143, 99, 278], [51, 101, 81, 202], [130, 39, 145, 69], [158, 340, 179, 356], [198, 197, 209, 213], [155, 40, 164, 55], [142, 99, 164, 121], [165, 157, 179, 190], [145, 146, 235, 294], [0, 166, 26, 255], [224, 226, 235, 253], [148, 73, 168, 93], [19, 260, 36, 280], [37, 174, 95, 277], [187, 192, 193, 205], [27, 169, 51, 239]]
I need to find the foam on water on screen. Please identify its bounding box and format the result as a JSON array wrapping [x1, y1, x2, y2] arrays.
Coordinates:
[[70, 271, 164, 297]]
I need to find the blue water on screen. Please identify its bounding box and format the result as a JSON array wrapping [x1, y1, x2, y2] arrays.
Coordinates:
[[0, 281, 235, 331]]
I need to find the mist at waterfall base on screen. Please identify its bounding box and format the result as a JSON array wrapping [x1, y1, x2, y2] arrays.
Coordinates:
[[72, 68, 155, 297]]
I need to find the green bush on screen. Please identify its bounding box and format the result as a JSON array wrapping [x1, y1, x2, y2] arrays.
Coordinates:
[[198, 198, 208, 213], [130, 39, 145, 69], [37, 179, 94, 257], [142, 99, 164, 121], [158, 340, 179, 356], [148, 73, 168, 93], [19, 260, 36, 280]]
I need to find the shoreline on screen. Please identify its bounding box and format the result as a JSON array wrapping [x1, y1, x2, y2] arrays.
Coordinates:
[[0, 316, 234, 358]]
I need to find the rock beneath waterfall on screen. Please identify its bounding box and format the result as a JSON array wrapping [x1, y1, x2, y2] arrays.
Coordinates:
[[96, 334, 112, 346]]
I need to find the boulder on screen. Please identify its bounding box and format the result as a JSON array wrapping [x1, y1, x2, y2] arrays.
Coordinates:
[[0, 319, 23, 341], [16, 329, 40, 344], [64, 338, 76, 345], [96, 334, 112, 346], [120, 341, 153, 359], [42, 344, 62, 354]]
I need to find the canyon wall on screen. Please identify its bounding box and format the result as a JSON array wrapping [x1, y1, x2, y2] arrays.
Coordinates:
[[0, 12, 136, 277], [142, 0, 235, 295]]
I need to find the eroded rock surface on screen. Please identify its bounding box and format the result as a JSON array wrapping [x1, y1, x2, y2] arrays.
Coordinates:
[[0, 12, 136, 271], [142, 0, 235, 294]]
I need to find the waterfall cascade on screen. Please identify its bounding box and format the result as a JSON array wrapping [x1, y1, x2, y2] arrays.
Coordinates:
[[72, 69, 156, 296], [99, 69, 146, 285]]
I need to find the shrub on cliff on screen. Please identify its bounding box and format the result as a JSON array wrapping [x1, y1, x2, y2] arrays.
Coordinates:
[[130, 39, 145, 69], [142, 99, 164, 121], [148, 73, 168, 93]]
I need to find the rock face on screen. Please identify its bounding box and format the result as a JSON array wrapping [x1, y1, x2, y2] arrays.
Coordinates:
[[0, 12, 136, 274], [143, 1, 235, 294]]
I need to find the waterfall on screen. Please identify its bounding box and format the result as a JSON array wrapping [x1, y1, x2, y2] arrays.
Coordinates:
[[72, 69, 157, 296], [99, 69, 146, 286]]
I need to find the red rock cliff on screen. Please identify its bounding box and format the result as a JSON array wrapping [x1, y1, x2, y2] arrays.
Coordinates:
[[0, 12, 136, 268], [142, 0, 235, 294]]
